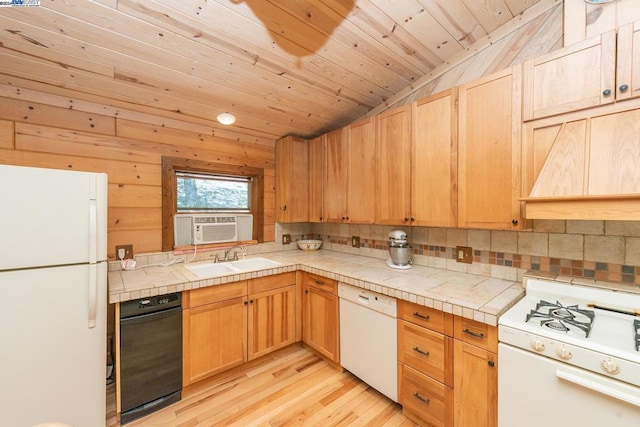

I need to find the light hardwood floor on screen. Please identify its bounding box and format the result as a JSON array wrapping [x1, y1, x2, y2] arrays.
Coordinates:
[[107, 344, 418, 426]]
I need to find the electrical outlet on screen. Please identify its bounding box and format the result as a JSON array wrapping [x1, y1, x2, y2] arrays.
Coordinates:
[[456, 246, 473, 264], [282, 234, 291, 245], [116, 244, 133, 260], [351, 236, 360, 248]]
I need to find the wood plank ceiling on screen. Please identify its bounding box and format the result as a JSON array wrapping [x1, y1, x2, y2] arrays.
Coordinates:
[[0, 0, 543, 142]]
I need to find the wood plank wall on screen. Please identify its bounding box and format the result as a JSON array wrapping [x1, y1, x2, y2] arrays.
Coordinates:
[[564, 0, 640, 46], [0, 87, 276, 259]]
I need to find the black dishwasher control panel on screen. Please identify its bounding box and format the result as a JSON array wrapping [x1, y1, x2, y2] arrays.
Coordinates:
[[120, 292, 181, 319]]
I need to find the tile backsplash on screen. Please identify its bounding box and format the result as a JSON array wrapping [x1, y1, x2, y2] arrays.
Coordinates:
[[278, 220, 640, 290]]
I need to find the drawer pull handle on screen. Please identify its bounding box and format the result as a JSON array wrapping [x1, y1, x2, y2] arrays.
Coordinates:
[[463, 328, 485, 339], [413, 312, 430, 321], [413, 392, 430, 404], [413, 346, 430, 357], [315, 280, 326, 285]]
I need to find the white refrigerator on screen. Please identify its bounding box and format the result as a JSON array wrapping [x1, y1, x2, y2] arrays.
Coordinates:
[[0, 165, 108, 427]]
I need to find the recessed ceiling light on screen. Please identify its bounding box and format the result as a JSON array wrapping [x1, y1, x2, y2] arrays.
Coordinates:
[[216, 112, 236, 125]]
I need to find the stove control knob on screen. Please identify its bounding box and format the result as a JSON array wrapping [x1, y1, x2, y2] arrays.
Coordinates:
[[600, 359, 620, 375], [555, 346, 572, 360], [530, 338, 545, 352]]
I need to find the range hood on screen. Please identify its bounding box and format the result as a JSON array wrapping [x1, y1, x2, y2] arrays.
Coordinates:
[[521, 109, 640, 220]]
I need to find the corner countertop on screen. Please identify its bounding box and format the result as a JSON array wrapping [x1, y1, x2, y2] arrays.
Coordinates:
[[108, 250, 525, 326]]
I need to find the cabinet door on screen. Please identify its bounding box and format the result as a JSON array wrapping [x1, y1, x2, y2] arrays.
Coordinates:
[[523, 31, 616, 121], [308, 136, 324, 223], [248, 285, 296, 360], [275, 136, 309, 222], [183, 296, 247, 386], [376, 104, 412, 225], [458, 66, 523, 229], [453, 340, 497, 427], [347, 117, 376, 223], [616, 20, 640, 101], [302, 284, 339, 363], [323, 128, 348, 222], [412, 89, 458, 227]]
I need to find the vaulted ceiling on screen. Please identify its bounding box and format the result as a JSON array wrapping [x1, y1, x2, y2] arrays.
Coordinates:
[[0, 0, 545, 143]]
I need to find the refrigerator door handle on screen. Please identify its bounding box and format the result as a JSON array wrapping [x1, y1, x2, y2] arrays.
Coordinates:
[[88, 264, 97, 328], [89, 200, 97, 264]]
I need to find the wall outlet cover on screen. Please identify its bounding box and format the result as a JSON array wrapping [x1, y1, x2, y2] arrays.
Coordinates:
[[116, 244, 134, 260], [351, 236, 360, 248], [282, 234, 291, 245], [456, 246, 473, 264]]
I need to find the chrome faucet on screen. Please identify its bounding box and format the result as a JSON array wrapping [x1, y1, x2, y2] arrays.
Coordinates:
[[224, 244, 245, 261]]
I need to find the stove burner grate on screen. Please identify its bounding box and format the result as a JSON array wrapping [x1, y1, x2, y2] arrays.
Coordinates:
[[525, 300, 594, 337], [635, 319, 640, 352]]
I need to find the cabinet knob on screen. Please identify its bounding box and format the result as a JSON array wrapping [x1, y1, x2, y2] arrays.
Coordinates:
[[511, 219, 518, 225], [346, 216, 350, 221], [305, 290, 309, 294], [410, 217, 415, 222], [403, 217, 409, 223], [602, 89, 612, 96], [620, 84, 629, 93], [244, 301, 248, 305], [342, 216, 346, 220], [488, 360, 495, 368], [279, 205, 287, 211]]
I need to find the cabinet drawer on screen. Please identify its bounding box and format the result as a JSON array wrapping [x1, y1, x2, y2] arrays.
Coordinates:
[[398, 320, 453, 387], [249, 272, 295, 294], [399, 364, 452, 427], [305, 273, 336, 294], [454, 316, 498, 353], [398, 300, 453, 335], [186, 281, 248, 308]]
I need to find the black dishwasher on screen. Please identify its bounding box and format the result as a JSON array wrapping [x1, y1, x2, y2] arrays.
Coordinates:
[[120, 292, 182, 424]]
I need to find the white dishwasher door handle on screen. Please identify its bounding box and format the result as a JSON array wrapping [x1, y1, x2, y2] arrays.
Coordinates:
[[556, 370, 640, 407], [358, 295, 370, 305]]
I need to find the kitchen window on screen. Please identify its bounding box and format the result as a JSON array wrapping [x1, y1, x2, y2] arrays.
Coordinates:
[[161, 157, 264, 250], [176, 172, 250, 212]]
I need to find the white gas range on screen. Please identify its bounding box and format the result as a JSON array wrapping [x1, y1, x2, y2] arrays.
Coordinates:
[[498, 278, 640, 426]]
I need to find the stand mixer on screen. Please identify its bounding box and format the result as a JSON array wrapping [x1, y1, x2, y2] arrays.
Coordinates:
[[386, 230, 412, 269]]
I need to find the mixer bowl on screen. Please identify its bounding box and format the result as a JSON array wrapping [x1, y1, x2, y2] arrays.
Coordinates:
[[388, 246, 412, 265]]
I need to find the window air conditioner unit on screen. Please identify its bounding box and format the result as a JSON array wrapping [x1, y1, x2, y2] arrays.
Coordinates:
[[174, 214, 253, 246]]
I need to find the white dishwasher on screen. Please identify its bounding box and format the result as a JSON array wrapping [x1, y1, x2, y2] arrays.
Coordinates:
[[338, 283, 398, 402]]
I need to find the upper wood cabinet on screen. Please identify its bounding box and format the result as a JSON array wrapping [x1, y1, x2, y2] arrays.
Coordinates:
[[346, 117, 376, 224], [524, 20, 640, 121], [411, 89, 458, 227], [323, 120, 376, 224], [376, 104, 412, 225], [323, 128, 349, 223], [458, 66, 524, 230], [308, 136, 324, 223], [275, 136, 309, 223], [522, 107, 640, 220]]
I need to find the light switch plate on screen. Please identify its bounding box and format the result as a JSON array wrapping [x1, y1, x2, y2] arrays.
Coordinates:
[[282, 234, 291, 245], [351, 236, 360, 248]]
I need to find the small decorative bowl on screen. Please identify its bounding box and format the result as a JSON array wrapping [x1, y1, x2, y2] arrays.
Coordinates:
[[297, 239, 323, 251]]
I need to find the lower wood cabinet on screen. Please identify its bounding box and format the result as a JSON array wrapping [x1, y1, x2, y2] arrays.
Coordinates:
[[302, 273, 339, 363], [453, 316, 498, 427], [398, 301, 498, 427], [399, 363, 453, 427], [183, 281, 248, 386], [183, 272, 296, 387], [248, 275, 296, 360]]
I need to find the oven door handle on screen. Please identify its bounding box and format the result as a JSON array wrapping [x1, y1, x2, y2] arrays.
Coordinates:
[[556, 370, 640, 407]]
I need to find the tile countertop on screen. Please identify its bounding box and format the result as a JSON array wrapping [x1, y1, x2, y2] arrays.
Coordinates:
[[108, 250, 525, 326]]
